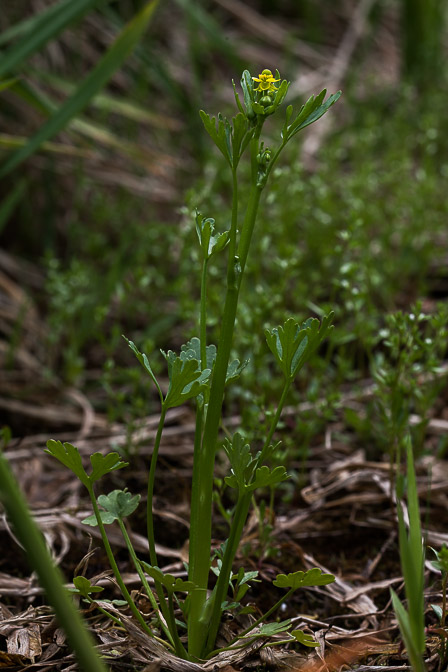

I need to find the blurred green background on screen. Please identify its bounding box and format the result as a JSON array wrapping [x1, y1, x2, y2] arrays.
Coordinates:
[[1, 0, 447, 461]]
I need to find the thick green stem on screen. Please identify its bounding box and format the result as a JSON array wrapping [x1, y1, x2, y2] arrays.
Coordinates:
[[187, 129, 264, 659], [88, 488, 153, 638], [0, 453, 109, 672]]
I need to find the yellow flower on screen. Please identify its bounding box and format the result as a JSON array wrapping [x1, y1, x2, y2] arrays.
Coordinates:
[[252, 69, 280, 93]]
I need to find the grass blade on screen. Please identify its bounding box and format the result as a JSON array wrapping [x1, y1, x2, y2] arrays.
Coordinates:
[[0, 0, 108, 79], [0, 0, 159, 177], [0, 443, 108, 672]]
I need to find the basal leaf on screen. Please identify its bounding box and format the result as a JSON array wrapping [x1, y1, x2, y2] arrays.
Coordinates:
[[141, 563, 196, 594], [71, 576, 104, 597], [292, 629, 320, 647], [162, 354, 211, 409], [256, 620, 291, 636], [89, 452, 128, 484], [97, 489, 140, 520], [273, 567, 335, 589], [82, 510, 116, 526], [45, 440, 89, 487], [248, 465, 288, 492]]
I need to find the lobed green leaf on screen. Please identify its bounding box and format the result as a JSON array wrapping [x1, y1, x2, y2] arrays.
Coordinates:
[[71, 576, 104, 598], [265, 313, 334, 380], [45, 440, 128, 489], [97, 489, 140, 520], [273, 567, 335, 589], [141, 563, 196, 594], [292, 629, 320, 647], [123, 336, 163, 403]]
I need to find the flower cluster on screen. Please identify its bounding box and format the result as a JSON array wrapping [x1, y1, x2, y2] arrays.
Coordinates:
[[252, 69, 279, 93]]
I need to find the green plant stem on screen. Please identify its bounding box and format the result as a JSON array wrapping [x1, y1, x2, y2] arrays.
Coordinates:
[[205, 491, 252, 653], [85, 596, 123, 628], [88, 487, 153, 638], [147, 405, 166, 564], [167, 592, 189, 659], [227, 587, 295, 646], [0, 452, 109, 672], [187, 131, 264, 659], [442, 573, 447, 629], [205, 375, 293, 653], [200, 259, 208, 366], [146, 404, 170, 625], [117, 519, 174, 648], [258, 379, 291, 465]]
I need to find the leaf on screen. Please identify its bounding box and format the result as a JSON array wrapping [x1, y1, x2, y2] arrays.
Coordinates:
[[240, 69, 256, 120], [281, 90, 341, 143], [124, 336, 163, 402], [195, 212, 229, 259], [199, 111, 231, 165], [181, 337, 217, 371], [395, 438, 425, 655], [256, 620, 291, 637], [97, 490, 140, 520], [247, 465, 288, 492], [71, 576, 104, 598], [291, 629, 320, 647], [391, 589, 424, 672], [226, 358, 249, 386], [273, 567, 335, 589], [0, 77, 19, 93], [224, 433, 255, 491], [45, 441, 128, 488], [45, 440, 89, 487], [81, 510, 116, 526], [265, 313, 334, 380], [431, 604, 443, 622], [0, 0, 159, 177], [140, 563, 196, 594], [162, 350, 211, 409], [89, 452, 128, 484]]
